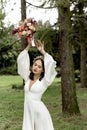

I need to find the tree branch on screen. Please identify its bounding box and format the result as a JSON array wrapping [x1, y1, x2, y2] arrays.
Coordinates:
[[26, 1, 57, 9]]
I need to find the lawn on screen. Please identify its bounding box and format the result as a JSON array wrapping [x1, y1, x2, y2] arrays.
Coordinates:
[[0, 75, 87, 130]]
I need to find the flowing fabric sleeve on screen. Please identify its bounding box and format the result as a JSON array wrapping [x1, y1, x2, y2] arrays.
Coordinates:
[[43, 53, 57, 87], [17, 49, 30, 82]]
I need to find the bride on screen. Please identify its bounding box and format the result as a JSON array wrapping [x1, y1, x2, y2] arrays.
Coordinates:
[[17, 40, 57, 130]]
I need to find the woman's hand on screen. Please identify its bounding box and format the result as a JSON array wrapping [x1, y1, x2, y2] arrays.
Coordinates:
[[36, 40, 46, 55]]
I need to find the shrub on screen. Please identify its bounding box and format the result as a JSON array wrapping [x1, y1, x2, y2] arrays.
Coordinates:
[[0, 64, 17, 75]]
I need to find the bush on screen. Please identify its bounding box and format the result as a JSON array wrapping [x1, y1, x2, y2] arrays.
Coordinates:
[[0, 64, 17, 75], [56, 67, 61, 77], [12, 84, 23, 89], [75, 70, 80, 82]]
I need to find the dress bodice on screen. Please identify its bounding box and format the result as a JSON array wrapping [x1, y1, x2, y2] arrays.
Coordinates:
[[24, 78, 47, 102]]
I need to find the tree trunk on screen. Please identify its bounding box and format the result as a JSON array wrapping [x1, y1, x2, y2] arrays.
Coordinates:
[[21, 0, 27, 86], [80, 44, 87, 88], [58, 0, 80, 114], [21, 0, 27, 49], [21, 0, 26, 20], [78, 2, 87, 88]]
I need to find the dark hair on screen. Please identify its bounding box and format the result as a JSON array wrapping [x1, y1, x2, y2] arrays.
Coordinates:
[[29, 56, 45, 81]]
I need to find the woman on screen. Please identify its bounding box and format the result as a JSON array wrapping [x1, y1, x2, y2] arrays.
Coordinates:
[[17, 40, 57, 130]]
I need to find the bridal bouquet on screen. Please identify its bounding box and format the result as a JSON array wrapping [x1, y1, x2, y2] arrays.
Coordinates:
[[12, 18, 38, 46]]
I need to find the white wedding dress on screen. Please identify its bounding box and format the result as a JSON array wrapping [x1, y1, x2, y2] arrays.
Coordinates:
[[17, 49, 57, 130]]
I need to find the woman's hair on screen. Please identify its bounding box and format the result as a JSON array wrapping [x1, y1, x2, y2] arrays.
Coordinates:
[[29, 56, 45, 81]]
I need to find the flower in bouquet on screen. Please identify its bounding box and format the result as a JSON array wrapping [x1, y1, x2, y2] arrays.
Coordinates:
[[12, 18, 38, 46]]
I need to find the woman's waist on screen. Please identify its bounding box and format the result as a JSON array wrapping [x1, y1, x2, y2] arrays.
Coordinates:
[[25, 92, 42, 101]]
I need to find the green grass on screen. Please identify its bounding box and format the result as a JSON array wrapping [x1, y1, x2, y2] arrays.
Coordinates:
[[0, 75, 23, 87], [0, 75, 87, 130]]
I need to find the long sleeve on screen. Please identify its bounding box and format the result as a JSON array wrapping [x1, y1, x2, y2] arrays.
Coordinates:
[[43, 53, 57, 86], [17, 49, 30, 82]]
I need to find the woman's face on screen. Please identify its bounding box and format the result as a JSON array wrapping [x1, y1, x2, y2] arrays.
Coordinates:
[[32, 59, 44, 76]]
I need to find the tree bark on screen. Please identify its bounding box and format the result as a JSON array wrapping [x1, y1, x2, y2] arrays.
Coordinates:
[[58, 1, 80, 114], [21, 0, 27, 86], [80, 44, 87, 88], [21, 0, 26, 21], [78, 2, 87, 88], [21, 0, 27, 49]]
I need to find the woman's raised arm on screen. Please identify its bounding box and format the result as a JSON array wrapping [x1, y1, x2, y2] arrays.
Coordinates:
[[36, 40, 57, 86], [17, 44, 31, 82]]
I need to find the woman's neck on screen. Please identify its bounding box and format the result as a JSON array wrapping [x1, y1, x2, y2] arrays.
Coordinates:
[[34, 74, 40, 80]]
